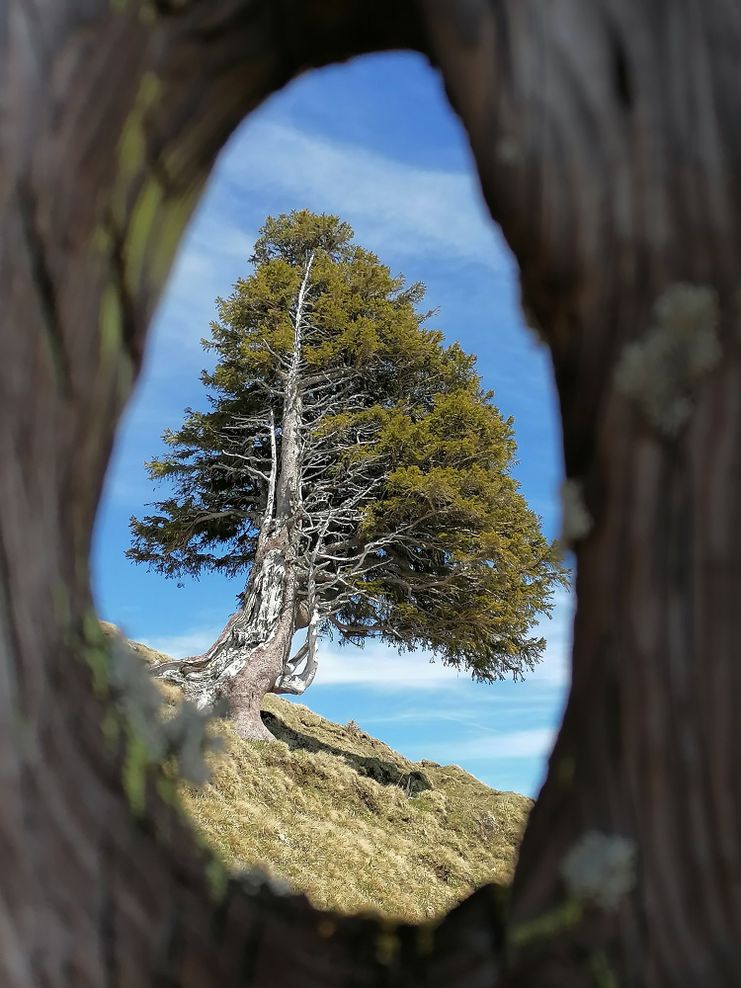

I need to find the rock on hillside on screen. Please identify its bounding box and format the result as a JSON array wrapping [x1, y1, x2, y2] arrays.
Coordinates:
[[101, 623, 532, 922]]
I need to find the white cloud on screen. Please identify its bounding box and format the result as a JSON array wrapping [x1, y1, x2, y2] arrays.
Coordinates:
[[420, 726, 557, 762], [222, 115, 512, 273], [145, 627, 222, 660], [152, 218, 259, 353], [140, 587, 574, 691], [141, 628, 468, 689], [149, 115, 514, 359], [134, 106, 529, 408], [527, 585, 575, 687], [317, 644, 466, 689]]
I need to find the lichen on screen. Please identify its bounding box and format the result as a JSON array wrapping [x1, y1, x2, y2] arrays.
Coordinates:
[[111, 72, 162, 225], [508, 898, 583, 950], [614, 283, 721, 438], [99, 283, 123, 366], [560, 478, 592, 546], [122, 731, 150, 816], [204, 854, 229, 904], [81, 618, 219, 816], [496, 136, 522, 166], [109, 69, 201, 303], [82, 613, 111, 698], [125, 177, 164, 286], [590, 949, 621, 988], [560, 831, 637, 912], [556, 755, 576, 787]]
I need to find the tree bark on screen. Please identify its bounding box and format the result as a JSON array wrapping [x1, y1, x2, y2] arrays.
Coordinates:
[[2, 0, 741, 986], [161, 536, 297, 739], [159, 256, 316, 737], [425, 5, 741, 983]]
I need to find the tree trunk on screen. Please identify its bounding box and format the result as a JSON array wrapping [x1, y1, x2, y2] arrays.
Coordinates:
[[160, 534, 297, 739], [3, 1, 741, 986], [427, 6, 741, 983], [160, 255, 315, 736]]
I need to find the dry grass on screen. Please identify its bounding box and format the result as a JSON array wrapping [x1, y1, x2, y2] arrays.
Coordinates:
[[103, 623, 532, 922]]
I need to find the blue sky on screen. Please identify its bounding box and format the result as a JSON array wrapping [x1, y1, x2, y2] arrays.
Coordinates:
[[92, 52, 572, 798]]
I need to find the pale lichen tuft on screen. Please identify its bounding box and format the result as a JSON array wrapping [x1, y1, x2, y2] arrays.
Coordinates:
[[106, 630, 220, 788], [496, 136, 523, 165], [236, 868, 294, 898], [560, 478, 592, 546], [82, 620, 220, 815], [560, 831, 637, 911], [614, 283, 721, 438]]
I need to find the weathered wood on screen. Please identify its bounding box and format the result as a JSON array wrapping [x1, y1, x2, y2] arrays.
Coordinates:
[[425, 4, 741, 982], [158, 257, 316, 737], [2, 0, 741, 984]]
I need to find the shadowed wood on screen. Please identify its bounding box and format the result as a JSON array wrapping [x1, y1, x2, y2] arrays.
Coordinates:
[[2, 0, 741, 984]]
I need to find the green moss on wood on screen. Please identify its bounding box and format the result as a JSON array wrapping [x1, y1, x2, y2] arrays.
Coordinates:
[[204, 854, 229, 904], [99, 283, 122, 365], [589, 950, 621, 988], [508, 898, 583, 950], [82, 611, 111, 698], [122, 730, 150, 816]]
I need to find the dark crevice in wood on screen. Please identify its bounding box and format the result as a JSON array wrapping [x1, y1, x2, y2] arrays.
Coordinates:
[[491, 0, 513, 85], [181, 5, 264, 47], [149, 0, 193, 15], [269, 0, 428, 75], [16, 180, 73, 398], [610, 32, 634, 110], [105, 216, 142, 364], [0, 526, 23, 708], [154, 902, 185, 988], [438, 0, 483, 48], [238, 904, 265, 984], [98, 838, 119, 988]]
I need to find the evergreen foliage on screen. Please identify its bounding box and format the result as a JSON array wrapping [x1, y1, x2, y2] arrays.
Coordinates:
[[129, 211, 564, 683]]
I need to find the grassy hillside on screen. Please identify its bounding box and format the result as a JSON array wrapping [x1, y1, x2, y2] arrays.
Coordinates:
[[104, 624, 532, 922]]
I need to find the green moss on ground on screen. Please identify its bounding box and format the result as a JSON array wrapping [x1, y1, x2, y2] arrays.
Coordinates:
[[101, 623, 532, 921]]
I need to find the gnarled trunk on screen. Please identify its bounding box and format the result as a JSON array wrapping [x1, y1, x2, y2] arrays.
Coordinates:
[[159, 255, 316, 737], [160, 533, 297, 739]]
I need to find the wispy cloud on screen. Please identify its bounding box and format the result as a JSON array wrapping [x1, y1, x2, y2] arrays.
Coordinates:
[[145, 626, 222, 661], [527, 586, 574, 688], [222, 115, 512, 274], [142, 628, 471, 689], [148, 114, 514, 360], [318, 645, 465, 689], [152, 217, 258, 353], [141, 587, 574, 692], [416, 726, 557, 762]]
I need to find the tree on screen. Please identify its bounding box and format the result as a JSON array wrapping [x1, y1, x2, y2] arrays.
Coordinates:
[[128, 211, 562, 739], [3, 1, 741, 985]]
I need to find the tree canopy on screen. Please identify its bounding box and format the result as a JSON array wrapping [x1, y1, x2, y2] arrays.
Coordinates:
[[129, 210, 563, 685]]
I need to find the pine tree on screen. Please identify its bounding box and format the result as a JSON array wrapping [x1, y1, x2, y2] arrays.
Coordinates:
[[128, 211, 563, 738]]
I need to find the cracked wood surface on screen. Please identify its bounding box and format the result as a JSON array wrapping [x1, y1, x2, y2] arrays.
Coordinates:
[[2, 0, 741, 984]]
